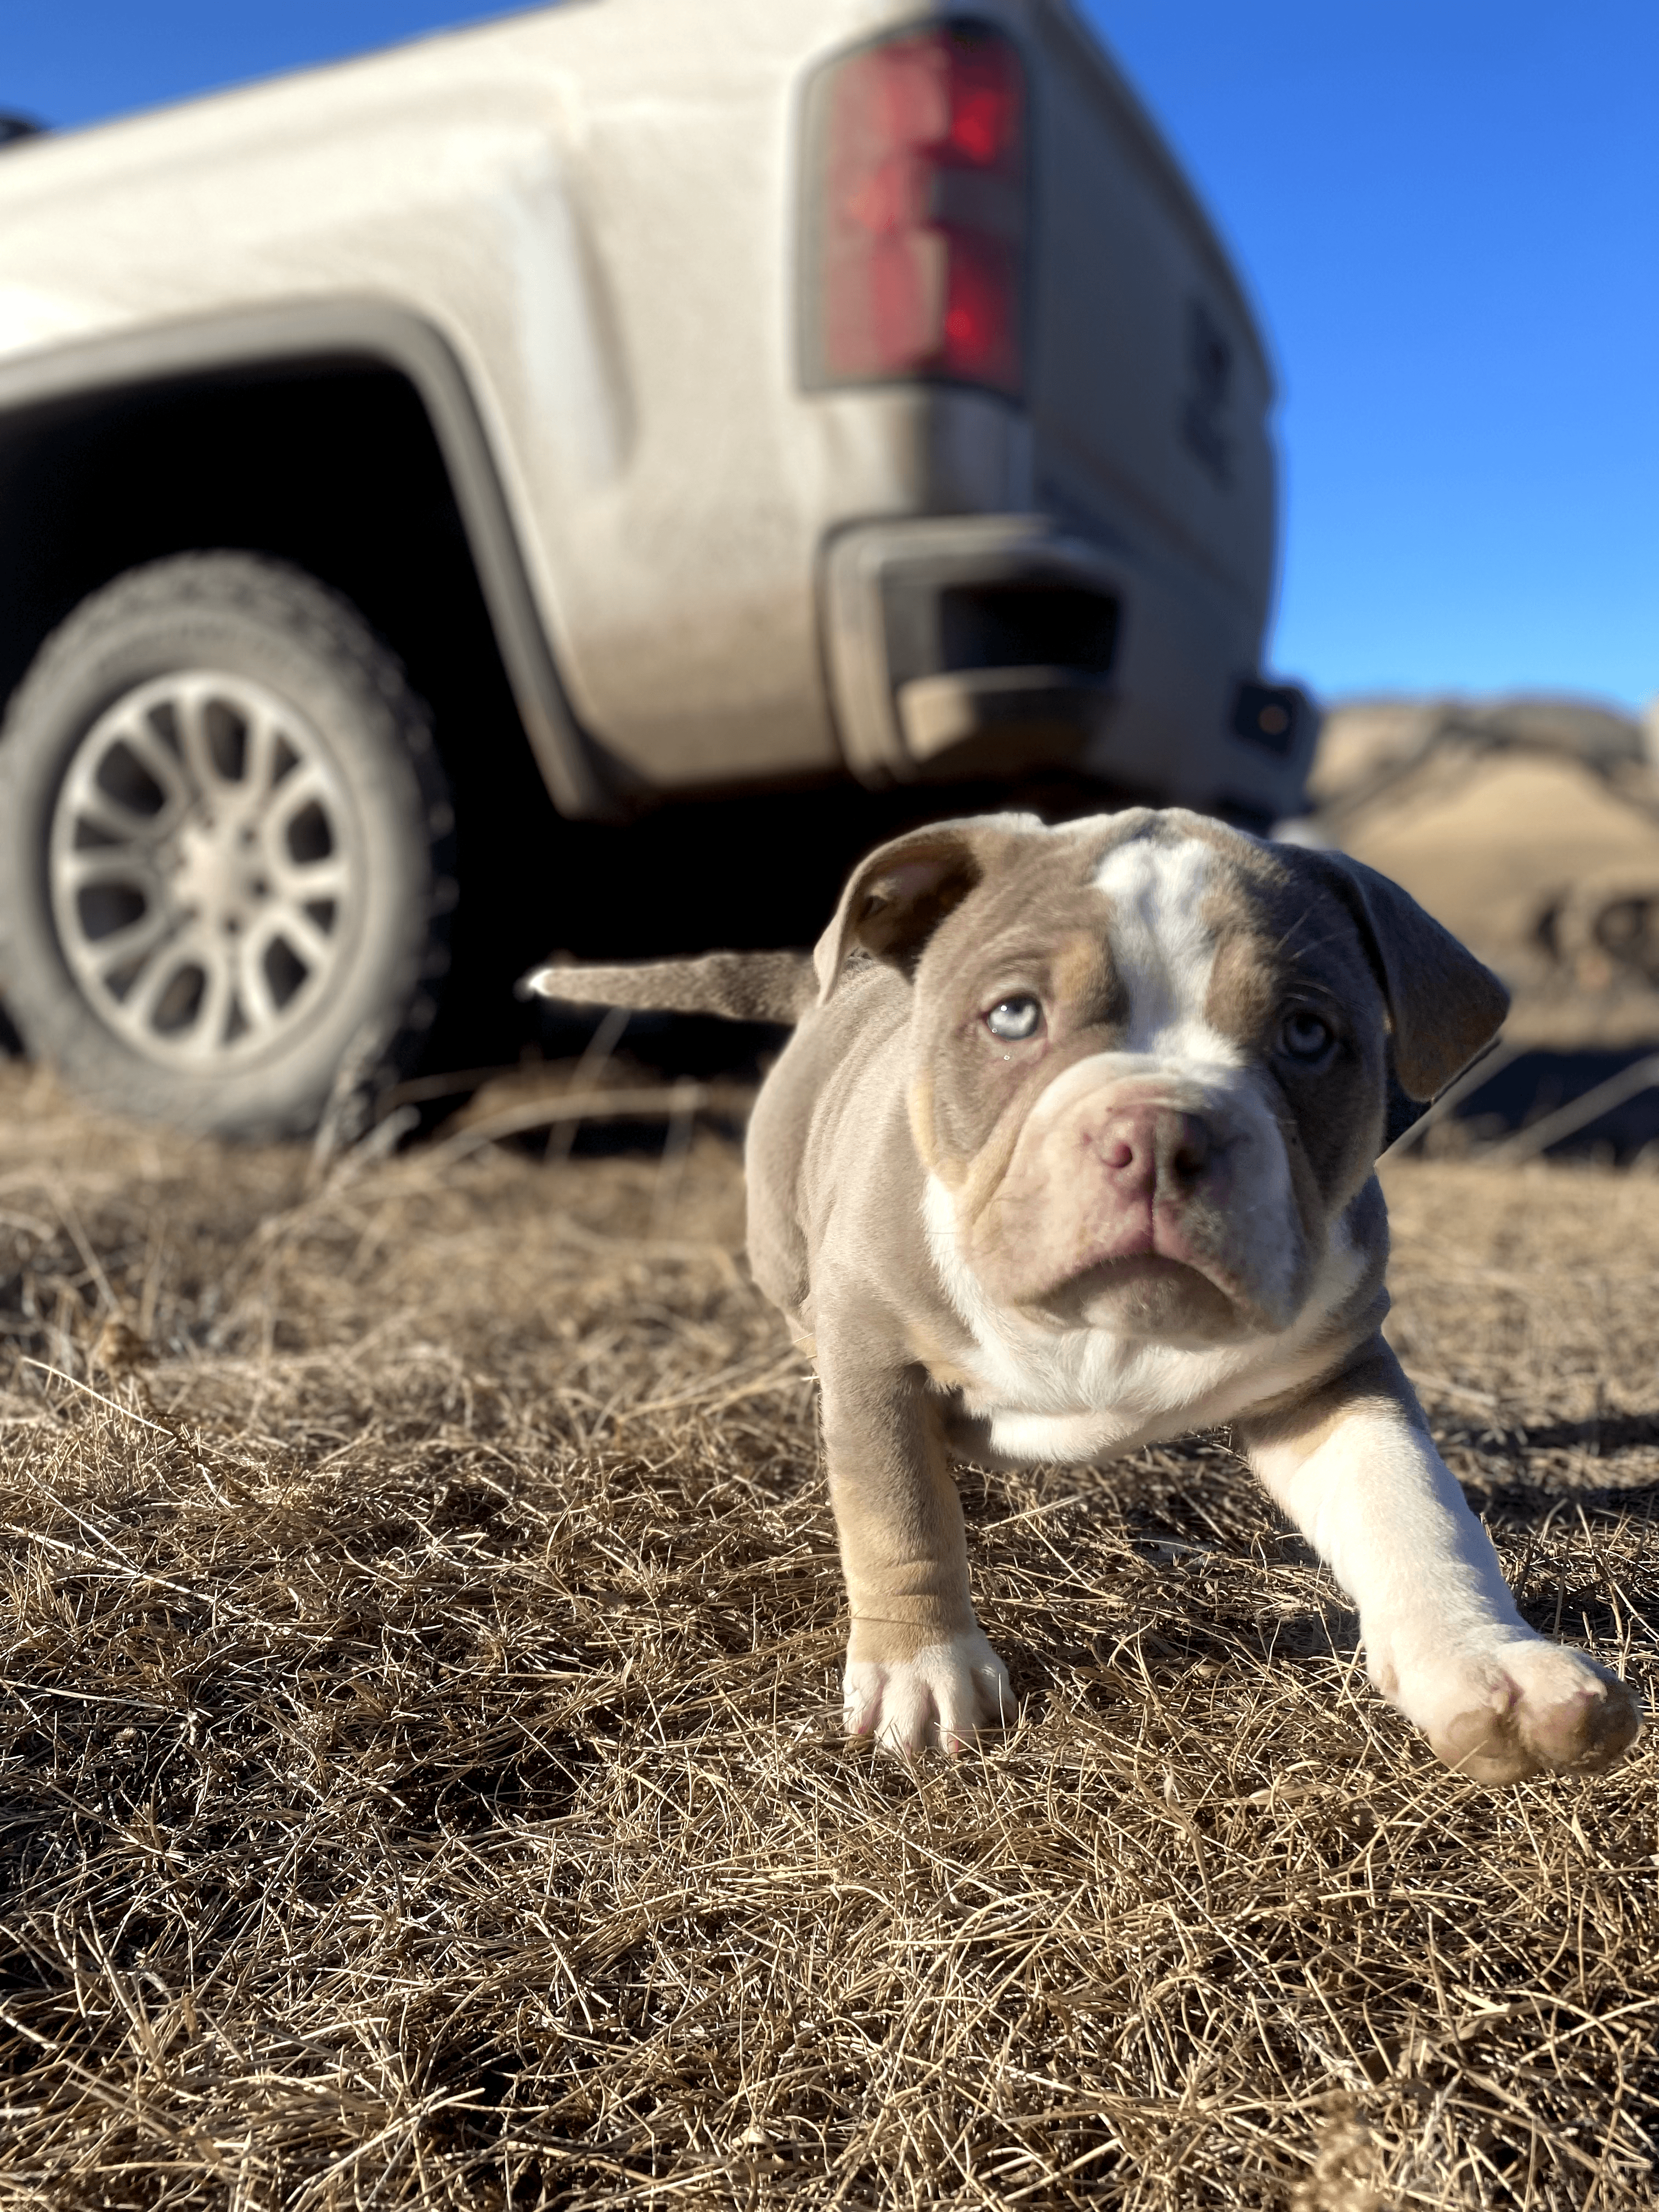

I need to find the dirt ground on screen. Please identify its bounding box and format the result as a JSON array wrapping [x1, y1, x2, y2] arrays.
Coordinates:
[[1, 1059, 1655, 2210]]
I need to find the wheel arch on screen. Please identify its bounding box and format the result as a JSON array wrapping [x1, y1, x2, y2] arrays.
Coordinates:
[[0, 299, 613, 820]]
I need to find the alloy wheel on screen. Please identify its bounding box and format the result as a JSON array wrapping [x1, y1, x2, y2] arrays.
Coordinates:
[[48, 671, 359, 1066]]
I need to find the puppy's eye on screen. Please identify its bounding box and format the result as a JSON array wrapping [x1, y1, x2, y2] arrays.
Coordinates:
[[1279, 1009, 1335, 1062], [985, 995, 1043, 1042]]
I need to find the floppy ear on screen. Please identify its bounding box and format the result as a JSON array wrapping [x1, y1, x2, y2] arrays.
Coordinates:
[[1299, 848, 1509, 1099], [814, 815, 1038, 1003]]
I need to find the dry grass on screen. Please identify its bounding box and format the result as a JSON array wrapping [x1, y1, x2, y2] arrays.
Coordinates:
[[1, 1056, 1655, 2210]]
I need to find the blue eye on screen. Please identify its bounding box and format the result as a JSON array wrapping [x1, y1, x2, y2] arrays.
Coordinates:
[[1280, 1009, 1334, 1061], [985, 995, 1042, 1042]]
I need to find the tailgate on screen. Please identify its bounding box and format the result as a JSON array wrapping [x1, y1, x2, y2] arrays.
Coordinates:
[[1024, 4, 1277, 630]]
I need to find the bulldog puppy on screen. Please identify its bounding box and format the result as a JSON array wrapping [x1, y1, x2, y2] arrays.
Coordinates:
[[524, 809, 1641, 1784]]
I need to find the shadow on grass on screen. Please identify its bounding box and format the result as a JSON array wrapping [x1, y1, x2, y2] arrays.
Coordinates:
[[1438, 1409, 1659, 1457]]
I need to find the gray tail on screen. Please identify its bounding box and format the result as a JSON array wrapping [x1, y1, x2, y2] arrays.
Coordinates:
[[518, 948, 815, 1025]]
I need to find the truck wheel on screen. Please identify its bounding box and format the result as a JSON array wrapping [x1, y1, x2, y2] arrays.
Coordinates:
[[0, 553, 455, 1138]]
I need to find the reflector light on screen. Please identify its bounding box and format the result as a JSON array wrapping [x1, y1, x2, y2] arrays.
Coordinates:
[[802, 23, 1027, 397]]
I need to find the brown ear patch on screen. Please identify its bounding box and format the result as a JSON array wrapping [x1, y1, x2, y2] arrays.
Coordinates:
[[1296, 847, 1510, 1099], [814, 814, 1041, 1002], [854, 845, 985, 972]]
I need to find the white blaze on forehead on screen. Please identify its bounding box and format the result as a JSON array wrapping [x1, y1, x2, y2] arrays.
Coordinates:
[[1092, 831, 1240, 1064]]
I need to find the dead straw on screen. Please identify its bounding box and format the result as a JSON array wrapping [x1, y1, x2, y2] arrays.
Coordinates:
[[0, 1062, 1654, 2209]]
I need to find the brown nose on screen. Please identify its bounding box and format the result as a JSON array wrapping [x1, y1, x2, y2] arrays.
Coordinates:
[[1092, 1106, 1216, 1199]]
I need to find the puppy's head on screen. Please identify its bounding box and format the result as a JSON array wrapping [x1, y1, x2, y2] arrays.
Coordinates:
[[817, 808, 1506, 1347]]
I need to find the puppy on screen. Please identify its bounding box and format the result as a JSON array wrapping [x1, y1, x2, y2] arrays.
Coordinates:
[[525, 808, 1641, 1783]]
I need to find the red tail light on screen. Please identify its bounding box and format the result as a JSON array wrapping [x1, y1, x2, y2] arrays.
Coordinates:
[[800, 22, 1028, 398]]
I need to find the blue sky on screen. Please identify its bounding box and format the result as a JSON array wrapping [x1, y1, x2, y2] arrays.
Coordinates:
[[1087, 2, 1658, 710], [4, 0, 1655, 710]]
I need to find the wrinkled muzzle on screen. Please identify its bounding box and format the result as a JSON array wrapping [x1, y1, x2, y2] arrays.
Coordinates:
[[963, 1057, 1308, 1343]]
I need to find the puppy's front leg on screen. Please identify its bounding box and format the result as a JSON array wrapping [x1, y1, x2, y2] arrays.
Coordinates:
[[1240, 1342, 1641, 1781], [817, 1341, 1011, 1755]]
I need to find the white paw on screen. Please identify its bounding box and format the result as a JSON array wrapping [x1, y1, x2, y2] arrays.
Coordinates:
[[843, 1628, 1013, 1756], [1388, 1634, 1642, 1783]]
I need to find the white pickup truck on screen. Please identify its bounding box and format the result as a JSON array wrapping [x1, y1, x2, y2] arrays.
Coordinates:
[[0, 0, 1312, 1135]]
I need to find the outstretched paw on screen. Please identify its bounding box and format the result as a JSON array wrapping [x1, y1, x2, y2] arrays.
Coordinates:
[[843, 1628, 1013, 1756], [1409, 1638, 1642, 1784]]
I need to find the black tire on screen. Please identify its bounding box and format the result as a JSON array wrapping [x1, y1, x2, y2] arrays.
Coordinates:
[[0, 553, 455, 1138]]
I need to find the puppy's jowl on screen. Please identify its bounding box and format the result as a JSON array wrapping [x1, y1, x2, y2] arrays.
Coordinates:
[[528, 809, 1641, 1784]]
